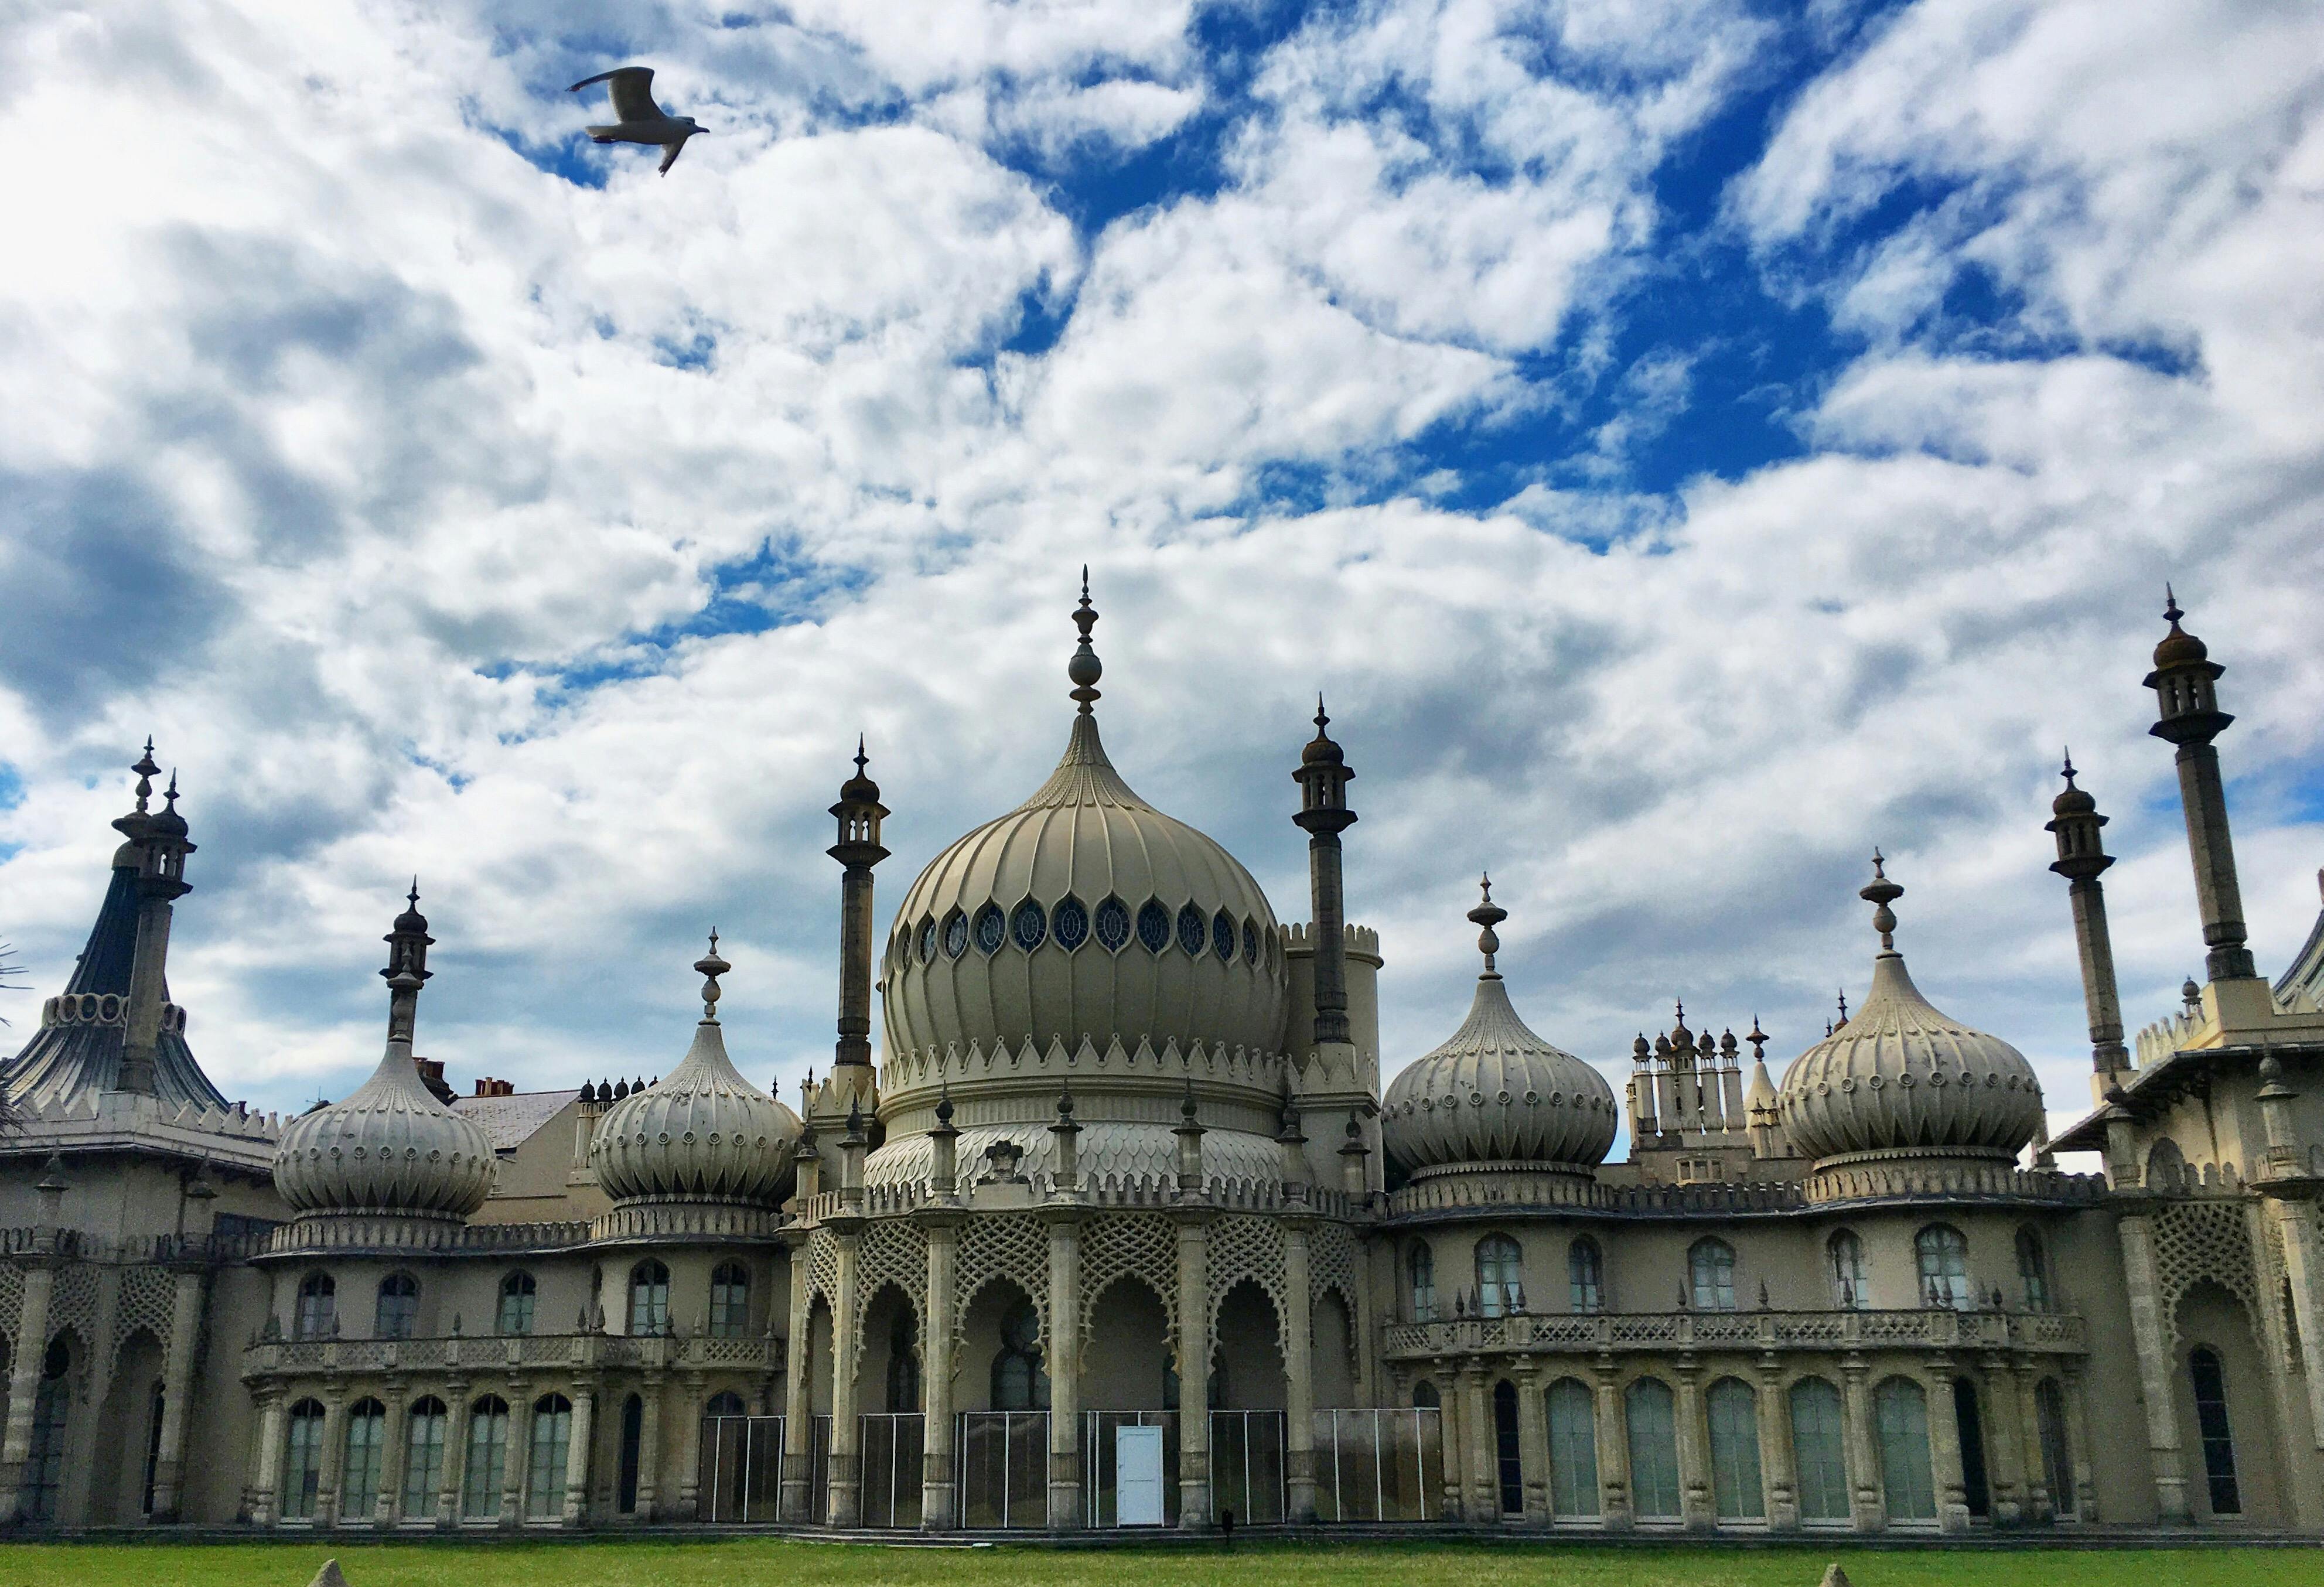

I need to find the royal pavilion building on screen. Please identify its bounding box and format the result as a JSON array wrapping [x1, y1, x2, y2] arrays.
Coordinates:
[[1, 587, 2320, 1537]]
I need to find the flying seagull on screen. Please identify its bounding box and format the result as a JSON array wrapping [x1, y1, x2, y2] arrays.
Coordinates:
[[569, 66, 706, 175]]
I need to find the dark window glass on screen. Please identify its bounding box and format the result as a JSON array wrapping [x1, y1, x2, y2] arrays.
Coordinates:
[[295, 1273, 336, 1340], [1052, 897, 1088, 951], [617, 1395, 644, 1514], [375, 1273, 419, 1339], [1176, 904, 1206, 956], [943, 911, 969, 958], [497, 1272, 536, 1336], [709, 1263, 749, 1338], [974, 905, 1006, 954], [991, 1299, 1049, 1411], [1011, 900, 1047, 951], [917, 919, 937, 962], [1493, 1379, 1523, 1514], [1136, 900, 1170, 953], [1095, 897, 1131, 951], [1242, 919, 1260, 965], [2190, 1347, 2240, 1514], [1212, 910, 1236, 961], [630, 1261, 670, 1333]]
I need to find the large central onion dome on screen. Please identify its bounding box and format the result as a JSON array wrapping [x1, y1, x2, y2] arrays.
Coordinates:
[[881, 579, 1289, 1073], [592, 938, 800, 1204], [1384, 880, 1617, 1176], [1777, 855, 2043, 1165], [275, 889, 494, 1221]]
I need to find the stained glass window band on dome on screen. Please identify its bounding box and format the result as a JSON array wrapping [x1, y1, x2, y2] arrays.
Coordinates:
[[1176, 903, 1206, 956], [1137, 899, 1171, 953], [1052, 896, 1090, 951], [1096, 896, 1131, 952], [1011, 899, 1047, 951]]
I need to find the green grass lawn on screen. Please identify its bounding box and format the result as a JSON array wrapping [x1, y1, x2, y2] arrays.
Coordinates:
[[0, 1540, 2302, 1587]]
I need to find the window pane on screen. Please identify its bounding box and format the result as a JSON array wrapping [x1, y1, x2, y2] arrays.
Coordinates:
[[2034, 1380, 2074, 1517], [1874, 1378, 1936, 1521], [463, 1402, 509, 1518], [1546, 1379, 1599, 1518], [2189, 1349, 2240, 1515], [1707, 1378, 1764, 1520], [527, 1402, 571, 1518], [1789, 1378, 1851, 1523], [402, 1402, 446, 1518], [1625, 1379, 1681, 1520], [342, 1402, 386, 1518]]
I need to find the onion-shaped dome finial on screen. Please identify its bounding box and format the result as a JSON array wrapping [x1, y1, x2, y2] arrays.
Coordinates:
[[1777, 854, 2043, 1165], [591, 936, 800, 1205]]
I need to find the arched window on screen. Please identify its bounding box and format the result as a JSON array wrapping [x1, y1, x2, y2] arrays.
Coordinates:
[[281, 1397, 327, 1521], [2016, 1228, 2052, 1312], [943, 909, 970, 958], [1492, 1380, 1523, 1514], [2033, 1378, 2074, 1518], [374, 1273, 419, 1339], [1011, 899, 1047, 951], [2146, 1138, 2188, 1193], [1689, 1238, 1737, 1312], [629, 1260, 670, 1335], [21, 1337, 71, 1521], [1475, 1234, 1523, 1319], [497, 1272, 536, 1336], [917, 917, 937, 963], [885, 1310, 922, 1412], [401, 1397, 448, 1521], [617, 1394, 644, 1514], [1094, 897, 1131, 953], [462, 1395, 510, 1519], [1053, 896, 1090, 951], [1546, 1378, 1599, 1518], [141, 1379, 166, 1515], [1412, 1380, 1441, 1411], [974, 903, 1006, 954], [1175, 903, 1207, 957], [709, 1262, 750, 1338], [1136, 899, 1170, 953], [342, 1398, 387, 1520], [1827, 1230, 1868, 1310], [1212, 909, 1236, 962], [991, 1298, 1048, 1411], [1407, 1244, 1437, 1321], [1625, 1378, 1681, 1521], [2189, 1346, 2240, 1514], [1789, 1377, 1851, 1524], [1707, 1377, 1765, 1521], [526, 1393, 572, 1520], [1568, 1237, 1603, 1313], [1873, 1377, 1936, 1521], [1915, 1226, 1972, 1309], [294, 1272, 336, 1340]]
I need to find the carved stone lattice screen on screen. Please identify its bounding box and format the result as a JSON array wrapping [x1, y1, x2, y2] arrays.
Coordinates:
[[955, 1213, 1048, 1345], [112, 1266, 178, 1370], [1205, 1214, 1287, 1333], [856, 1218, 929, 1353], [2152, 1197, 2260, 1343], [1078, 1211, 1177, 1347]]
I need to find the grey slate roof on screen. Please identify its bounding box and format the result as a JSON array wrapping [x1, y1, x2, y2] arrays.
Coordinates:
[[451, 1087, 579, 1150], [5, 859, 228, 1112]]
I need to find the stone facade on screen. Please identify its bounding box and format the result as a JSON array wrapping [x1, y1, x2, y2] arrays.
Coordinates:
[[1, 592, 2320, 1535]]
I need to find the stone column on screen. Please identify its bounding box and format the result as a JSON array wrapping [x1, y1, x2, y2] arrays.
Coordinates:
[[1840, 1358, 1883, 1533], [2008, 1363, 2050, 1523], [676, 1373, 706, 1521], [2145, 596, 2257, 982], [921, 1217, 961, 1530], [1436, 1364, 1466, 1519], [1756, 1357, 1798, 1532], [2062, 1363, 2097, 1523], [1513, 1362, 1551, 1525], [564, 1385, 595, 1526], [1592, 1360, 1632, 1531], [1978, 1355, 2026, 1525], [1173, 1213, 1212, 1529], [2268, 1197, 2324, 1449], [780, 1237, 814, 1522], [1045, 1210, 1084, 1530], [250, 1387, 289, 1527], [633, 1371, 663, 1521], [1674, 1363, 1714, 1533], [2116, 1211, 2191, 1521], [0, 1261, 57, 1521], [145, 1265, 207, 1522], [317, 1390, 349, 1528], [501, 1390, 531, 1528], [826, 1228, 863, 1526], [1926, 1363, 1971, 1535], [1461, 1364, 1494, 1520], [376, 1394, 407, 1525], [1282, 1218, 1316, 1524], [438, 1383, 469, 1526]]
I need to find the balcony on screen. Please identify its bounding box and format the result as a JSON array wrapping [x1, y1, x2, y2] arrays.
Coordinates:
[[243, 1329, 785, 1380], [1380, 1306, 2084, 1360]]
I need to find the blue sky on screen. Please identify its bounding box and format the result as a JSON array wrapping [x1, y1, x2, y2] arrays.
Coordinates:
[[1, 1, 2320, 1155]]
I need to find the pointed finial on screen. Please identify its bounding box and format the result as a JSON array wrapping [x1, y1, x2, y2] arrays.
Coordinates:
[[409, 876, 421, 907], [1674, 998, 1685, 1025], [695, 930, 730, 1021], [1466, 872, 1507, 977], [1859, 848, 1905, 950], [2060, 748, 2077, 787], [1068, 569, 1103, 713], [2163, 583, 2183, 626], [1316, 693, 1329, 732], [854, 734, 868, 777], [1182, 1071, 1200, 1121], [164, 769, 179, 806], [131, 737, 160, 813], [1837, 988, 1849, 1021], [1746, 1016, 1767, 1062], [935, 1081, 955, 1128]]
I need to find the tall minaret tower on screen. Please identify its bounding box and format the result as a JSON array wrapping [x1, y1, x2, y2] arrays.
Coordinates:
[[114, 742, 194, 1096], [2046, 753, 2132, 1104], [2146, 589, 2258, 987], [828, 735, 889, 1103], [383, 880, 435, 1065], [1291, 698, 1357, 1050]]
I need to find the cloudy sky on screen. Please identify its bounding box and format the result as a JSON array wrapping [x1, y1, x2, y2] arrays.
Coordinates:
[[3, 1, 2320, 1159]]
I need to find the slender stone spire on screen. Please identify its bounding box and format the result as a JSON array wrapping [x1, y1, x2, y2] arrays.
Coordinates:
[[114, 744, 194, 1095], [1069, 566, 1102, 715], [1468, 873, 1506, 979], [2046, 751, 2131, 1097], [828, 738, 889, 1071], [2144, 588, 2257, 981], [1292, 697, 1357, 1047]]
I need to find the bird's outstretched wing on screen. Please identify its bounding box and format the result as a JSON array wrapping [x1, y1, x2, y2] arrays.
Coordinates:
[[568, 66, 662, 124], [658, 139, 688, 176]]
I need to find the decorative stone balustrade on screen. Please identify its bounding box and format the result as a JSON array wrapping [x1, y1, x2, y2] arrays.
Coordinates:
[[241, 1327, 785, 1382], [1380, 1306, 2085, 1360]]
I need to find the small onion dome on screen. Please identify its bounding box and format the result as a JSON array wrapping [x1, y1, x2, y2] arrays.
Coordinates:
[[592, 937, 800, 1204], [1383, 878, 1617, 1173], [1777, 854, 2043, 1164], [2152, 587, 2209, 667], [1301, 697, 1347, 766], [274, 1044, 495, 1220], [2050, 752, 2097, 818]]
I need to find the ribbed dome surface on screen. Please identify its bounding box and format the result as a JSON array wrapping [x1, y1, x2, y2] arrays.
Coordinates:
[[1384, 975, 1617, 1172], [1777, 950, 2043, 1163], [274, 1047, 495, 1220], [883, 710, 1288, 1072], [592, 1018, 800, 1204]]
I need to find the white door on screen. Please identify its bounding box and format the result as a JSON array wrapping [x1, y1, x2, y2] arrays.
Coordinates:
[[1115, 1424, 1165, 1527]]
